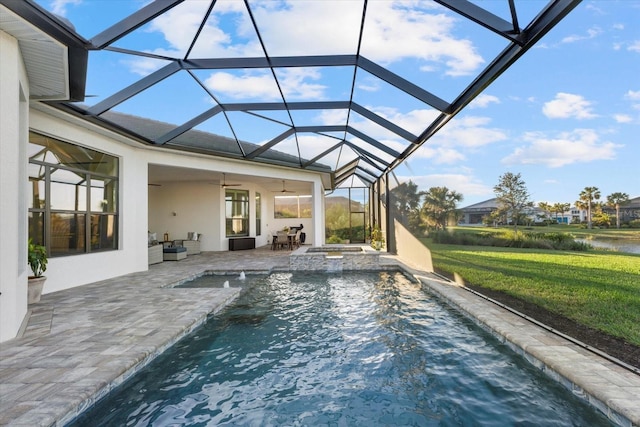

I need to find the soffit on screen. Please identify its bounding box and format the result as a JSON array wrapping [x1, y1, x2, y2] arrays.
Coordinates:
[[0, 4, 68, 100]]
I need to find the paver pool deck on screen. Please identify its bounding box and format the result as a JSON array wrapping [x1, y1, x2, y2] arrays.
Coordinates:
[[1, 246, 639, 426]]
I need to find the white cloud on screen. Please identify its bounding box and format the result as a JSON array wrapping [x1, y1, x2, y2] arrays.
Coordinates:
[[203, 68, 327, 100], [50, 0, 81, 17], [360, 2, 484, 76], [430, 116, 508, 149], [628, 41, 640, 52], [401, 173, 492, 198], [204, 71, 281, 100], [502, 129, 622, 168], [469, 94, 500, 109], [357, 78, 380, 93], [131, 1, 484, 78], [542, 93, 597, 119], [413, 145, 466, 164], [624, 90, 640, 112], [613, 114, 633, 123], [122, 57, 170, 77], [625, 90, 640, 100], [560, 26, 602, 44], [409, 115, 507, 164]]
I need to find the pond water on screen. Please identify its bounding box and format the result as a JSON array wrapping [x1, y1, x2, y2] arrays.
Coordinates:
[[577, 238, 640, 254], [69, 271, 612, 426]]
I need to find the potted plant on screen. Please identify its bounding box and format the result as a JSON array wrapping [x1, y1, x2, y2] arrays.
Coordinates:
[[370, 225, 385, 251], [27, 239, 47, 303]]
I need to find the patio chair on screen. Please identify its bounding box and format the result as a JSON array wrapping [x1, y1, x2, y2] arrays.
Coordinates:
[[292, 229, 302, 249], [275, 231, 291, 250]]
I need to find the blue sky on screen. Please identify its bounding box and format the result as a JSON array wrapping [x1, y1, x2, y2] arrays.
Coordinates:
[[37, 0, 639, 207]]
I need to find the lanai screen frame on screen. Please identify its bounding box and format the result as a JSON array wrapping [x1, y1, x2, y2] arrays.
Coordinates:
[[3, 0, 583, 187]]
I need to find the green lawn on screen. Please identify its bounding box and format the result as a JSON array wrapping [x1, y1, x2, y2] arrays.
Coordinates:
[[421, 239, 640, 346]]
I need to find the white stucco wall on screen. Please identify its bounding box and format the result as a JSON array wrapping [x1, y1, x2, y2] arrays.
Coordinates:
[[1, 30, 327, 342], [29, 108, 150, 295], [0, 30, 30, 342]]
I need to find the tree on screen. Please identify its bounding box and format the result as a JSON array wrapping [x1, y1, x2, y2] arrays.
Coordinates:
[[538, 202, 552, 223], [551, 202, 570, 224], [420, 186, 463, 230], [390, 180, 423, 234], [606, 192, 630, 229], [591, 204, 611, 228], [493, 172, 533, 232], [578, 186, 601, 229]]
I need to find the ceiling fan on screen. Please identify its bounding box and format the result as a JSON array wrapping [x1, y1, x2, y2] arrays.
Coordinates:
[[273, 180, 295, 193], [221, 173, 241, 188]]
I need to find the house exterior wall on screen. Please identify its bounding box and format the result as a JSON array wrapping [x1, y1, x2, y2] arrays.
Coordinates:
[[0, 29, 328, 343], [0, 30, 30, 342], [29, 107, 150, 295]]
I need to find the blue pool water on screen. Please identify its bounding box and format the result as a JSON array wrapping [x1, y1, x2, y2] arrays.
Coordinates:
[[70, 271, 611, 426]]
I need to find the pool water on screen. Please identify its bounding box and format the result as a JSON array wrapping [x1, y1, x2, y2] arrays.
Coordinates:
[[70, 271, 611, 426]]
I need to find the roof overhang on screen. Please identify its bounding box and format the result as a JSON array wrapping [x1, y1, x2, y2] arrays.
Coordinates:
[[0, 0, 88, 101]]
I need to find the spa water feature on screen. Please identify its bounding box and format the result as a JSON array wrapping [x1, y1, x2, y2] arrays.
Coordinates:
[[69, 271, 611, 426]]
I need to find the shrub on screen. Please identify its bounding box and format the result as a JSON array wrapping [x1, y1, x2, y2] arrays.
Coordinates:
[[428, 229, 589, 251], [326, 235, 343, 244]]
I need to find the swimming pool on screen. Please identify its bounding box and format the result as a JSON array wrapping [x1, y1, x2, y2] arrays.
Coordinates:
[[70, 271, 611, 426]]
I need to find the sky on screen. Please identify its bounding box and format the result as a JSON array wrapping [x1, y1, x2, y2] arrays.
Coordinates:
[[35, 0, 639, 207]]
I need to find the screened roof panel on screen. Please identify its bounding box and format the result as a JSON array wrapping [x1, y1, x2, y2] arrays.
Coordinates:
[[16, 0, 582, 188], [73, 51, 171, 107], [272, 66, 356, 102], [192, 68, 283, 103], [296, 134, 344, 165], [192, 113, 237, 142], [288, 109, 350, 128], [249, 0, 364, 56], [109, 71, 213, 126], [226, 111, 291, 145], [188, 0, 263, 59]]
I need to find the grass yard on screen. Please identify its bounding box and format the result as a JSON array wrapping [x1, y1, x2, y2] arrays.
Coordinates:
[[422, 240, 640, 346]]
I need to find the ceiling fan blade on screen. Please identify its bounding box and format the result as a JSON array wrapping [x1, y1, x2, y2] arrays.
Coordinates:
[[221, 173, 241, 187], [272, 180, 294, 193]]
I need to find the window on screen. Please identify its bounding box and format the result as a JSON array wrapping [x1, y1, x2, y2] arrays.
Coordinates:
[[274, 195, 312, 218], [28, 132, 119, 257], [226, 189, 249, 237], [255, 192, 262, 236]]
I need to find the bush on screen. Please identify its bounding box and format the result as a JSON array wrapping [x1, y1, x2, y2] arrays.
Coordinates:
[[629, 219, 640, 229], [326, 235, 343, 244], [427, 229, 590, 251]]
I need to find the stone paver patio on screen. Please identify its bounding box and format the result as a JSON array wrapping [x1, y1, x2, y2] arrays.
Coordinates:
[[1, 246, 638, 426]]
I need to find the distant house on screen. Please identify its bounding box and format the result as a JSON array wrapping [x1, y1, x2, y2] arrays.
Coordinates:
[[459, 198, 548, 225], [459, 198, 500, 225], [602, 196, 640, 223]]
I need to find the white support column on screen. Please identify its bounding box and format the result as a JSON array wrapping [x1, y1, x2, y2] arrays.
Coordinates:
[[312, 180, 325, 246]]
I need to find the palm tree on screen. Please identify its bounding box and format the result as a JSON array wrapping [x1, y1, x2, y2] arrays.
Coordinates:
[[390, 180, 422, 234], [606, 192, 630, 229], [578, 186, 601, 229], [420, 186, 463, 230], [551, 202, 570, 224], [538, 202, 552, 223]]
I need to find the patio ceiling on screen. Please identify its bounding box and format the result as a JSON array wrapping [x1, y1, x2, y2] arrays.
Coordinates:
[[5, 0, 581, 189]]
